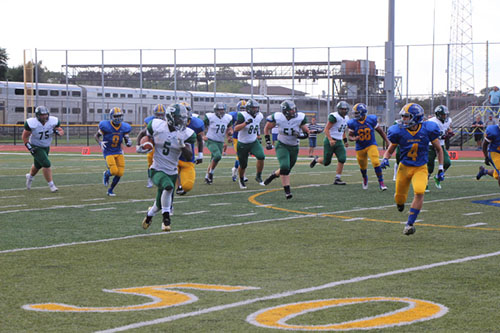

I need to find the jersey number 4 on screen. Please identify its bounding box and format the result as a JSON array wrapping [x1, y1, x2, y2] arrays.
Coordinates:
[[407, 143, 419, 161]]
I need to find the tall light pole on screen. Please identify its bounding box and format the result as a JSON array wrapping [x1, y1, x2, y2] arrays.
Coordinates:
[[385, 0, 395, 125]]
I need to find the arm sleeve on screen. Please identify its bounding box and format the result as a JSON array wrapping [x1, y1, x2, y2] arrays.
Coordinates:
[[236, 112, 245, 124], [185, 132, 197, 144]]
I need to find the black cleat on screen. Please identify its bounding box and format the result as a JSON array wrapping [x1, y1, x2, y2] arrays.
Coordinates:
[[333, 178, 346, 185], [397, 204, 405, 212], [310, 156, 318, 168], [285, 193, 293, 200], [162, 212, 171, 232], [264, 173, 278, 186], [176, 186, 186, 195], [403, 224, 416, 236]]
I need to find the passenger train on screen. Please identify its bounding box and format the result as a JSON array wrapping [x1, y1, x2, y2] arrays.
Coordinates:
[[0, 81, 325, 124]]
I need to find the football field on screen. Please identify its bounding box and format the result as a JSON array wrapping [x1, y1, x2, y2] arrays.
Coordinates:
[[1, 151, 500, 332]]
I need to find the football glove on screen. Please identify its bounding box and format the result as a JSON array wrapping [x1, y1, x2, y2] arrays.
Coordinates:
[[297, 132, 309, 140], [124, 135, 132, 147], [99, 141, 107, 150], [380, 158, 390, 169], [25, 142, 36, 155], [265, 134, 273, 150], [136, 145, 149, 154], [485, 156, 491, 166], [53, 128, 61, 136], [436, 169, 445, 182]]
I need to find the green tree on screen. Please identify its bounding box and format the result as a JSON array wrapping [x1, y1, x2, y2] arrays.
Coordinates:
[[0, 47, 8, 80]]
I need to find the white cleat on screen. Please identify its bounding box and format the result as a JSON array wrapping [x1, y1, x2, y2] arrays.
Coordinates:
[[362, 177, 368, 190], [239, 178, 247, 189], [49, 185, 58, 193], [26, 174, 33, 190], [146, 178, 153, 188], [403, 224, 416, 236]]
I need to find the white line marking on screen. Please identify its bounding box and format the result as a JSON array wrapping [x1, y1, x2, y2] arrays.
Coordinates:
[[210, 203, 231, 206], [182, 211, 208, 215], [96, 250, 500, 333], [81, 198, 106, 202], [233, 213, 257, 217], [343, 217, 365, 221], [464, 223, 488, 228], [463, 212, 482, 216], [89, 207, 116, 212], [40, 197, 62, 201], [303, 206, 324, 209], [0, 215, 311, 254], [0, 204, 26, 209], [136, 211, 148, 214], [0, 195, 24, 199]]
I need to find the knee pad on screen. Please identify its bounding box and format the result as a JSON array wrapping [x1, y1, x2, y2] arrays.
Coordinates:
[[279, 169, 290, 176], [116, 167, 125, 177], [109, 166, 119, 176]]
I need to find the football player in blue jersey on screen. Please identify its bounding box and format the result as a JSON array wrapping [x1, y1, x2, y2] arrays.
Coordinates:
[[95, 107, 132, 196], [175, 102, 205, 195], [347, 103, 391, 190], [381, 103, 443, 236], [143, 104, 167, 188], [476, 120, 500, 187]]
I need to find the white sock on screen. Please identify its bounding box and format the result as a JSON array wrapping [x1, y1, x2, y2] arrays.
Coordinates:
[[148, 202, 159, 217], [48, 181, 54, 186], [161, 189, 173, 214], [336, 174, 341, 179]]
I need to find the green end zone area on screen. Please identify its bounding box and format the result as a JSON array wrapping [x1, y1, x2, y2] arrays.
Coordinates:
[[1, 152, 500, 332]]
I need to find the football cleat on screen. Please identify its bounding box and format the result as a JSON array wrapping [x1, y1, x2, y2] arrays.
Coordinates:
[[476, 166, 486, 180], [264, 172, 278, 186], [103, 170, 110, 187], [26, 174, 33, 190], [255, 175, 265, 186], [243, 177, 249, 182], [146, 178, 153, 188], [231, 167, 238, 182], [403, 224, 416, 236], [49, 184, 58, 193], [433, 175, 442, 189], [176, 186, 186, 195], [379, 181, 387, 191], [362, 177, 368, 190], [310, 156, 318, 168], [333, 178, 346, 185], [162, 212, 171, 232], [204, 176, 212, 185], [142, 215, 153, 229], [239, 177, 247, 189], [425, 184, 430, 193], [285, 192, 293, 200], [397, 204, 405, 212], [107, 189, 116, 197]]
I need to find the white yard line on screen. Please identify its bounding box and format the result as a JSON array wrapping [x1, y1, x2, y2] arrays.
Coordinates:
[[89, 207, 116, 212], [464, 223, 488, 227], [463, 212, 482, 216], [0, 204, 26, 209], [0, 195, 24, 199], [343, 217, 365, 221], [233, 213, 257, 217], [96, 249, 500, 333], [182, 211, 208, 215], [210, 203, 231, 206], [40, 197, 62, 201]]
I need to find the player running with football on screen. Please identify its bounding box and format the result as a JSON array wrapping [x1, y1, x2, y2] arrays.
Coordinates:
[[203, 102, 233, 184], [22, 106, 64, 192], [136, 103, 196, 232], [309, 101, 350, 185], [347, 103, 390, 191], [233, 99, 266, 189], [381, 103, 444, 236], [263, 100, 309, 199], [95, 107, 132, 196]]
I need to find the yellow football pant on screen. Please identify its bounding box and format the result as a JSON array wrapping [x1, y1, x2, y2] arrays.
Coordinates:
[[394, 164, 428, 205], [147, 149, 154, 168], [491, 152, 500, 179], [105, 154, 125, 177], [356, 144, 381, 170], [177, 160, 196, 192], [233, 138, 239, 160]]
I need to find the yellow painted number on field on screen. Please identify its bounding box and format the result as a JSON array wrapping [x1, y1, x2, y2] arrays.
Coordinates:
[[407, 143, 419, 161], [357, 128, 371, 141], [247, 297, 448, 330], [23, 283, 258, 312]]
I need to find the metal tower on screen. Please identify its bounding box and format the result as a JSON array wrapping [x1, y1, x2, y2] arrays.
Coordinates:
[[449, 0, 475, 96]]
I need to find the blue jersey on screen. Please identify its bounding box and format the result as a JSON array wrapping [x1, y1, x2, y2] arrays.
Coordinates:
[[485, 125, 500, 153], [229, 111, 239, 139], [388, 121, 440, 167], [98, 120, 132, 157], [179, 116, 205, 162], [143, 115, 155, 127], [347, 114, 379, 151]]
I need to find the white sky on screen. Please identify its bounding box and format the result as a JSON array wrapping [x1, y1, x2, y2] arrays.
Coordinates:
[[3, 0, 500, 96]]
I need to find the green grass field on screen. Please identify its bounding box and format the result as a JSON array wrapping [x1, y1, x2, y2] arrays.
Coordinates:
[[1, 150, 500, 332]]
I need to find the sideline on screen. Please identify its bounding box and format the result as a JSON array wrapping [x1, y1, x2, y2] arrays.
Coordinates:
[[96, 249, 500, 332]]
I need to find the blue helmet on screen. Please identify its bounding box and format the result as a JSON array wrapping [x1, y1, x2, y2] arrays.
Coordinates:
[[110, 107, 124, 125], [352, 103, 368, 120], [153, 104, 166, 119], [399, 103, 425, 128], [236, 100, 247, 112]]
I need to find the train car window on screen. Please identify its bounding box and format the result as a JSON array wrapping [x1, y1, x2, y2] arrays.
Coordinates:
[[97, 93, 102, 97], [120, 94, 126, 98], [210, 98, 214, 102], [105, 93, 110, 98], [153, 95, 158, 100], [15, 107, 24, 113], [50, 90, 59, 96], [194, 97, 199, 102], [38, 90, 48, 96], [179, 97, 183, 101], [159, 96, 164, 100], [112, 93, 118, 98], [61, 91, 66, 96], [97, 109, 103, 114], [72, 91, 81, 97], [15, 89, 24, 95], [141, 94, 146, 98], [89, 108, 95, 113], [61, 107, 67, 113], [50, 108, 59, 114], [72, 108, 81, 114], [127, 94, 133, 98], [128, 109, 133, 113], [166, 96, 171, 100]]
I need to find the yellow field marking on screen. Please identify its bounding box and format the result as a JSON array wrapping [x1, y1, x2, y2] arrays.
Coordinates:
[[23, 283, 258, 312], [248, 190, 500, 232], [248, 297, 447, 330]]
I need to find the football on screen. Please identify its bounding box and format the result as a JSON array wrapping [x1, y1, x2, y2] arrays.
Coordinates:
[[140, 136, 154, 151]]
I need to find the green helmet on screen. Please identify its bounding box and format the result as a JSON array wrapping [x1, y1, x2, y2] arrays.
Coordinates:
[[280, 100, 297, 120], [434, 105, 449, 122], [336, 101, 350, 117], [245, 99, 260, 117], [166, 103, 188, 131], [213, 102, 227, 118], [35, 106, 49, 123]]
